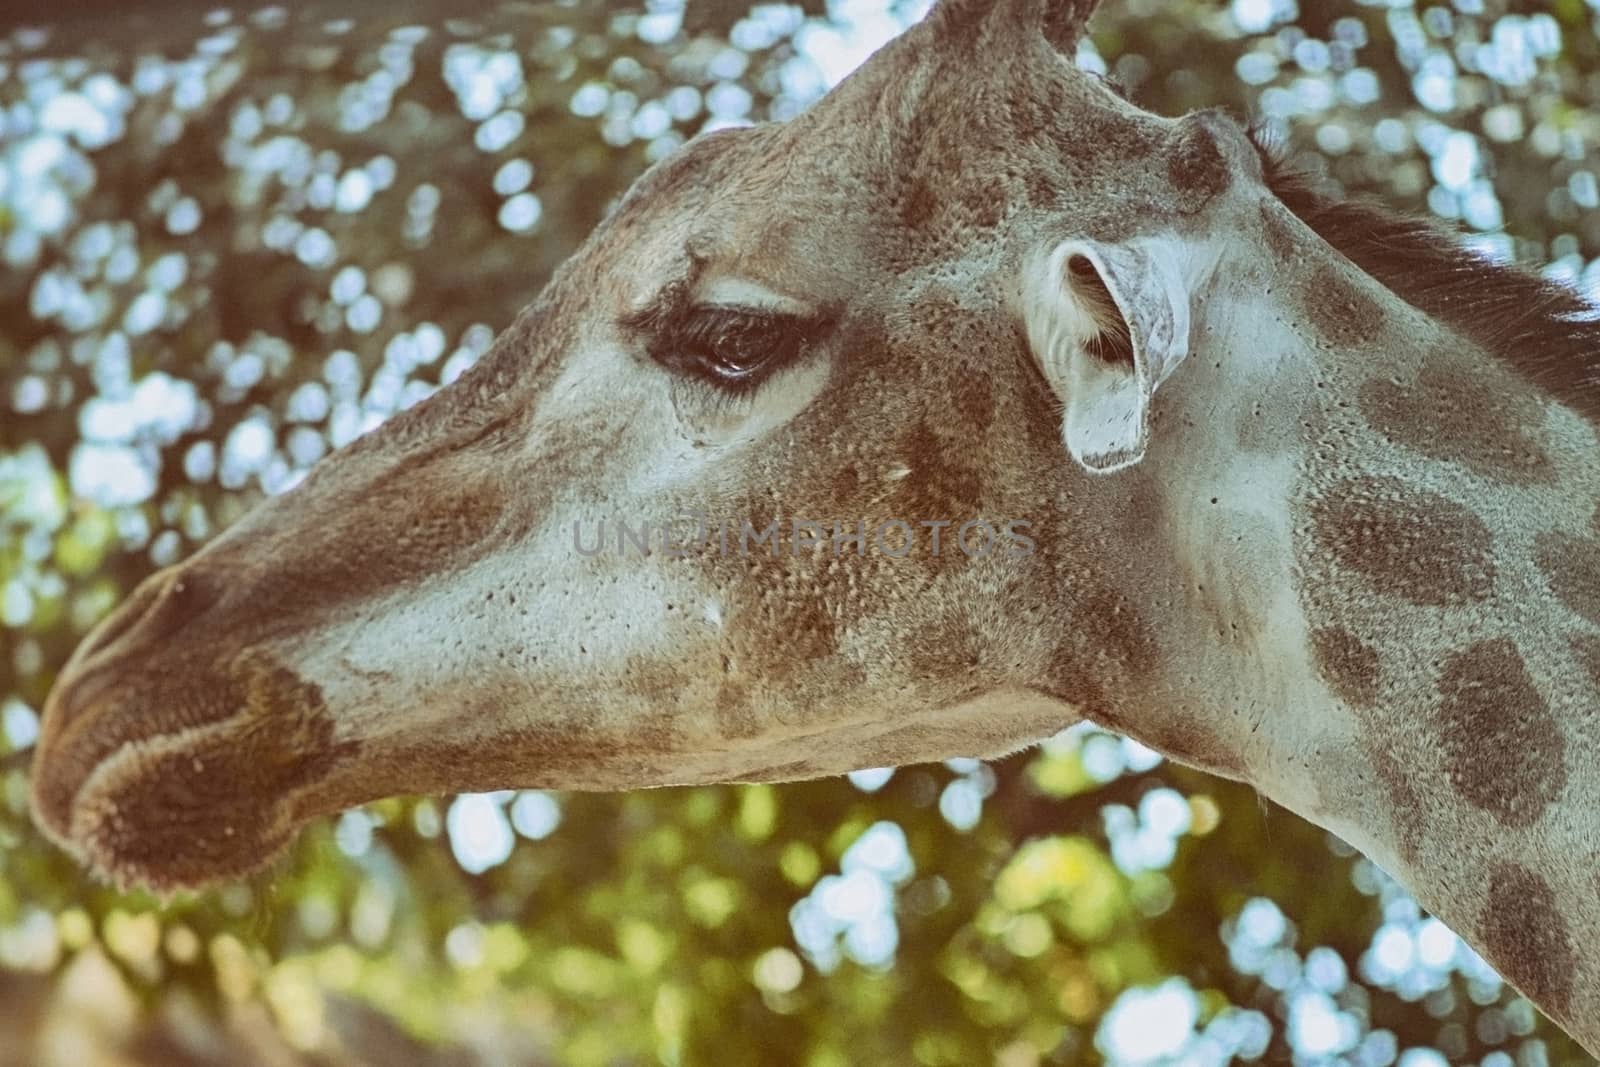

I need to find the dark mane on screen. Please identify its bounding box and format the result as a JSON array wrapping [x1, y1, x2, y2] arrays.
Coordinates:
[[1249, 129, 1600, 423]]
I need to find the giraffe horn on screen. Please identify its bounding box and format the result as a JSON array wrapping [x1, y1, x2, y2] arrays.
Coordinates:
[[1039, 0, 1102, 50], [931, 0, 1101, 53]]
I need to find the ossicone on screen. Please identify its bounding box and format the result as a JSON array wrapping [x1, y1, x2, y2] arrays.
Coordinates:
[[930, 0, 1102, 53]]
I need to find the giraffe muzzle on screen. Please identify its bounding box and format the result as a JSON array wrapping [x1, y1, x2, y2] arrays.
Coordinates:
[[28, 563, 351, 890]]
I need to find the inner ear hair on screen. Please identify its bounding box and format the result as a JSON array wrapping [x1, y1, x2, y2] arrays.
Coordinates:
[[1066, 254, 1135, 368]]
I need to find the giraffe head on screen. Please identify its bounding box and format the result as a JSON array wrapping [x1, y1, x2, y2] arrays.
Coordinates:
[[33, 0, 1281, 891]]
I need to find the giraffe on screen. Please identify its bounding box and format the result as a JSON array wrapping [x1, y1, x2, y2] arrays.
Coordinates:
[[26, 0, 1600, 1049]]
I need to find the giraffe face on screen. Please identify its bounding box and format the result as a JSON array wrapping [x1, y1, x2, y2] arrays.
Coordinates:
[[30, 0, 1272, 890]]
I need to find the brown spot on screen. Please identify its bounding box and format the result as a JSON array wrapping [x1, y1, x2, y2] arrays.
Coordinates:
[[1308, 476, 1496, 606], [747, 586, 839, 681], [1044, 586, 1158, 719], [1025, 168, 1058, 209], [904, 618, 986, 701], [1535, 530, 1600, 628], [897, 420, 983, 520], [1366, 743, 1424, 868], [957, 185, 1005, 231], [1166, 122, 1230, 206], [1301, 267, 1384, 348], [1435, 639, 1566, 827], [905, 290, 1000, 363], [897, 176, 939, 230], [1310, 626, 1381, 708], [1479, 862, 1575, 1019], [1568, 633, 1600, 689], [954, 375, 994, 436], [833, 463, 861, 503], [714, 501, 844, 685], [1359, 362, 1554, 485]]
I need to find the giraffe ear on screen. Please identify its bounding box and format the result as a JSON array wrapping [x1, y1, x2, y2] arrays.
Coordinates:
[[1022, 238, 1192, 473]]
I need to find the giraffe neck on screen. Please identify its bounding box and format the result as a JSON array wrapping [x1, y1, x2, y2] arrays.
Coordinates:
[[1300, 343, 1599, 1044], [1094, 267, 1600, 1045]]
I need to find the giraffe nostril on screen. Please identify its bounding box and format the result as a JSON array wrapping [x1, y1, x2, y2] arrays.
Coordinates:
[[74, 568, 215, 676], [76, 573, 162, 663], [138, 571, 210, 644], [33, 566, 221, 788]]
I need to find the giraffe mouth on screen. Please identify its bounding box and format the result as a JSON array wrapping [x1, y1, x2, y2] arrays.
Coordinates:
[[31, 678, 360, 892], [47, 732, 303, 892], [28, 565, 360, 891]]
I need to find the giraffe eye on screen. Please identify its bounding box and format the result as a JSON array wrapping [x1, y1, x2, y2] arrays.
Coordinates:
[[623, 285, 835, 393], [635, 304, 833, 393], [673, 307, 800, 386]]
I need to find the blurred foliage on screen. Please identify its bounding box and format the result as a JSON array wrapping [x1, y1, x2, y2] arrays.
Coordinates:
[[1, 0, 1598, 1064]]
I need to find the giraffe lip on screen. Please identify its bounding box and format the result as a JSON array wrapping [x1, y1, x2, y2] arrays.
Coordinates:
[[39, 718, 309, 893], [26, 577, 359, 885], [30, 652, 353, 892], [28, 669, 211, 857], [28, 687, 136, 856]]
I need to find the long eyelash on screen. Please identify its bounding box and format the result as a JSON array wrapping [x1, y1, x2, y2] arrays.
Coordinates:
[[627, 300, 828, 356], [623, 277, 837, 393], [620, 276, 695, 336], [677, 307, 792, 349], [625, 298, 807, 346], [627, 304, 789, 388]]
